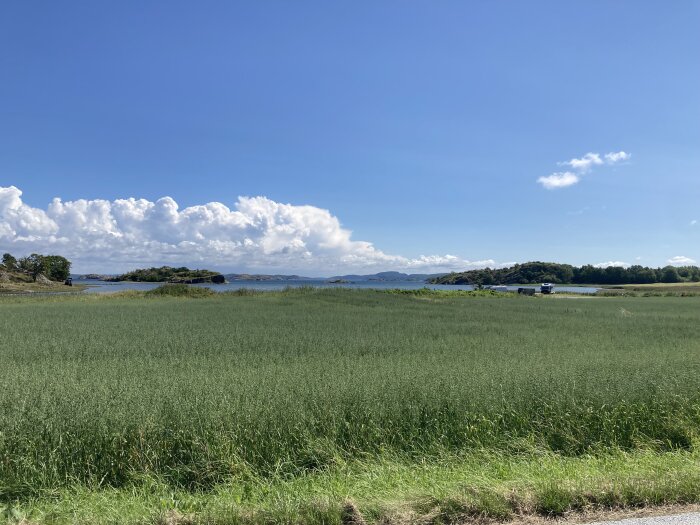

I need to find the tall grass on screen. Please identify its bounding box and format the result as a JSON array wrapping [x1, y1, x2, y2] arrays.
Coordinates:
[[1, 289, 699, 502], [144, 283, 215, 297]]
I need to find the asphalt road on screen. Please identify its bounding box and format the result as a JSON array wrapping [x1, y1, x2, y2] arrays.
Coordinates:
[[588, 513, 700, 525]]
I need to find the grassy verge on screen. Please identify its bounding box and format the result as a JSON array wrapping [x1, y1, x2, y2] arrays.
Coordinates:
[[5, 449, 700, 524]]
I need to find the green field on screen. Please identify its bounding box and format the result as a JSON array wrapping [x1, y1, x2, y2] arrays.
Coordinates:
[[1, 289, 700, 524]]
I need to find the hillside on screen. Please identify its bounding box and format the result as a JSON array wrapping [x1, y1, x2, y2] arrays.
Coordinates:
[[108, 266, 226, 284], [431, 261, 700, 285], [0, 268, 80, 293]]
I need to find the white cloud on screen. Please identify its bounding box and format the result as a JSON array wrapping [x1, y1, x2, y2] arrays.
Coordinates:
[[0, 186, 59, 240], [667, 255, 697, 266], [540, 150, 630, 190], [537, 172, 580, 190], [691, 220, 697, 226], [0, 186, 499, 274], [604, 151, 631, 164], [594, 261, 631, 268], [562, 152, 603, 173]]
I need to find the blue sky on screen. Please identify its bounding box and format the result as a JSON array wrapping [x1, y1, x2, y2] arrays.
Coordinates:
[[1, 2, 698, 273]]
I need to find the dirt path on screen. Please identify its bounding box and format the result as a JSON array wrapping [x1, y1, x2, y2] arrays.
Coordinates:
[[505, 505, 700, 525]]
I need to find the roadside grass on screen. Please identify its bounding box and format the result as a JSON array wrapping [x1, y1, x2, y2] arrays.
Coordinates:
[[5, 449, 700, 524], [1, 289, 700, 523]]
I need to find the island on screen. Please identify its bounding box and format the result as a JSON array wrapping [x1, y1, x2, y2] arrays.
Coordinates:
[[106, 266, 226, 284], [80, 273, 114, 280]]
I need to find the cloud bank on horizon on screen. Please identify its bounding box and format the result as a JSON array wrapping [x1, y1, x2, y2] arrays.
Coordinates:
[[667, 255, 697, 266], [0, 185, 500, 274], [537, 151, 630, 190]]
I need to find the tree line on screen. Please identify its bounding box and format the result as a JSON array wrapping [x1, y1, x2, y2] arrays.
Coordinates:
[[1, 252, 72, 282], [431, 261, 700, 285]]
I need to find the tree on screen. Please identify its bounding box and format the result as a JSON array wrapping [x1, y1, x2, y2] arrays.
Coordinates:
[[660, 266, 681, 283], [603, 266, 626, 284], [2, 253, 16, 270], [627, 265, 657, 284], [42, 255, 71, 281], [17, 254, 47, 281], [16, 254, 72, 281]]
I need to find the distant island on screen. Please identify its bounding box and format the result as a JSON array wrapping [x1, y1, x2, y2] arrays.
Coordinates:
[[80, 274, 114, 280], [430, 261, 700, 286], [329, 271, 447, 282], [106, 266, 226, 284], [225, 273, 312, 281], [224, 271, 447, 282]]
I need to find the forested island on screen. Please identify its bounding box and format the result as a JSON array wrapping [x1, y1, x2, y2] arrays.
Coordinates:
[[431, 261, 700, 285], [107, 266, 226, 284]]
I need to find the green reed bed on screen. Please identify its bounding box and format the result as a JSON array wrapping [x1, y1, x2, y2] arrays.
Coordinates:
[[1, 289, 700, 523]]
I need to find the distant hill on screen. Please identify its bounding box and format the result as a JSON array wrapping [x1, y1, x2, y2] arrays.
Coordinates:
[[108, 266, 226, 284], [223, 271, 448, 282], [225, 273, 316, 281], [329, 271, 448, 282]]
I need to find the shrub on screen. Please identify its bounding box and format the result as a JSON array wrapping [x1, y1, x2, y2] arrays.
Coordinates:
[[144, 284, 215, 298]]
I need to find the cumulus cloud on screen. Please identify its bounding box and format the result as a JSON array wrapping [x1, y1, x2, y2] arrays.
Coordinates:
[[562, 152, 603, 173], [604, 151, 631, 164], [538, 150, 630, 190], [594, 261, 631, 268], [537, 172, 580, 189], [0, 186, 58, 240], [0, 186, 499, 274], [667, 255, 697, 266]]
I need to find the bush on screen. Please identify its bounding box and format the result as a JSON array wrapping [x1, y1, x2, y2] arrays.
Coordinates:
[[144, 284, 215, 298]]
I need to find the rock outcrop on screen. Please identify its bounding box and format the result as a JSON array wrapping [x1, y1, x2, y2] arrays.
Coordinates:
[[35, 273, 53, 285]]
